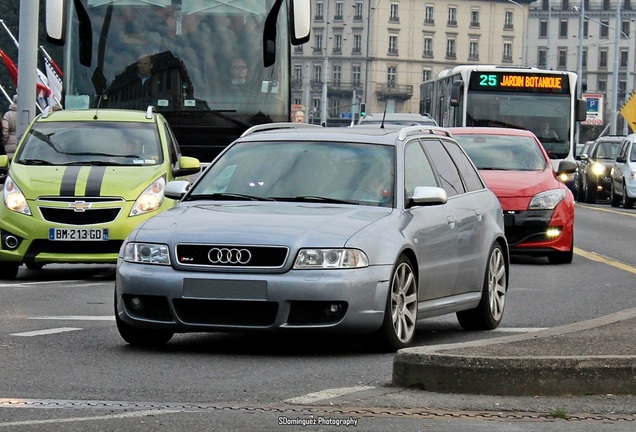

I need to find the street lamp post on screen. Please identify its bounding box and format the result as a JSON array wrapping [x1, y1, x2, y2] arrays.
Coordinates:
[[610, 0, 621, 135], [508, 0, 526, 66]]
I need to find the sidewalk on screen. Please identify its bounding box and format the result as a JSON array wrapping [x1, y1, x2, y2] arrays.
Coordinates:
[[393, 308, 636, 396]]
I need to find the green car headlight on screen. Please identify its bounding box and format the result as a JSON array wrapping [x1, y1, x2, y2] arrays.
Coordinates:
[[294, 248, 369, 269], [130, 177, 166, 216], [3, 176, 31, 215], [123, 242, 171, 265]]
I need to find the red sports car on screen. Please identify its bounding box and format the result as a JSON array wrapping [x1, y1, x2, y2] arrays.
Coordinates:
[[450, 127, 577, 264]]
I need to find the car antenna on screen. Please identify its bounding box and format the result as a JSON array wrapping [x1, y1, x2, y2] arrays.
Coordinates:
[[380, 102, 388, 129], [91, 68, 108, 120]]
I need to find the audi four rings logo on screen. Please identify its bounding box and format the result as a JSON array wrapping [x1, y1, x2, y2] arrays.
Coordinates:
[[208, 247, 252, 264]]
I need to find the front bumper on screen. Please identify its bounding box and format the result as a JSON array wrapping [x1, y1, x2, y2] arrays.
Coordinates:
[[115, 260, 393, 334]]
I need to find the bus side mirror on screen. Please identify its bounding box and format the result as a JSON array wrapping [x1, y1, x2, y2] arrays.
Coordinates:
[[46, 0, 67, 45], [576, 99, 587, 122], [450, 81, 463, 107], [290, 0, 311, 45]]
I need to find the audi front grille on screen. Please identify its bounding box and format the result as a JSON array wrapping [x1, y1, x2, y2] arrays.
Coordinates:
[[175, 244, 289, 268]]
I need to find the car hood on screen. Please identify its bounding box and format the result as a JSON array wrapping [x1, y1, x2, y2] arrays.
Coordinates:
[[479, 169, 561, 198], [133, 202, 393, 246], [9, 164, 167, 200]]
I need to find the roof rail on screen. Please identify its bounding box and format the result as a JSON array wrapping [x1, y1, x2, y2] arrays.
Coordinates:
[[145, 105, 156, 119], [41, 105, 53, 119], [240, 122, 322, 138], [398, 125, 452, 141]]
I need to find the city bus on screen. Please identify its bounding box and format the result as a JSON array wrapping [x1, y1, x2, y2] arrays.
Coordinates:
[[420, 65, 587, 176], [45, 0, 310, 161]]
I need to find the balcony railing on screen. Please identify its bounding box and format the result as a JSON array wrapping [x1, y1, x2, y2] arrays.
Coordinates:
[[375, 83, 413, 100]]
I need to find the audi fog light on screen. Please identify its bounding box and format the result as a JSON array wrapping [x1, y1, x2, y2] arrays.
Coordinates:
[[3, 177, 32, 215], [528, 189, 566, 210], [123, 242, 171, 265], [294, 249, 369, 269], [130, 177, 166, 216]]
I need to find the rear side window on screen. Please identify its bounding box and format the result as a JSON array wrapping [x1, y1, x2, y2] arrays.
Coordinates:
[[423, 139, 466, 197], [440, 140, 484, 192]]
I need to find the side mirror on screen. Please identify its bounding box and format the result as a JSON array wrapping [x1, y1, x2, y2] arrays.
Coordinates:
[[557, 160, 578, 175], [173, 156, 201, 178], [164, 180, 191, 200], [408, 186, 448, 208]]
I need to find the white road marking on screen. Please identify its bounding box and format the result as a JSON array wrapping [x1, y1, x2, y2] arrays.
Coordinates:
[[11, 328, 83, 337], [29, 316, 114, 321], [284, 386, 375, 404], [0, 282, 105, 287], [0, 409, 181, 428], [494, 327, 548, 333]]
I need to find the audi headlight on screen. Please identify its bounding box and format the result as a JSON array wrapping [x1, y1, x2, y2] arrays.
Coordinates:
[[3, 176, 31, 215], [528, 189, 566, 210], [130, 177, 165, 216], [294, 248, 369, 269], [123, 242, 171, 265], [591, 162, 605, 176]]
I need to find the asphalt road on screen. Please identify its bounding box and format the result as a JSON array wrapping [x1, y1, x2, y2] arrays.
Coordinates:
[[0, 202, 634, 431]]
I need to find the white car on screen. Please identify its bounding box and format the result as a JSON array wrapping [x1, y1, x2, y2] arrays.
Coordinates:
[[610, 136, 636, 208], [115, 123, 509, 351]]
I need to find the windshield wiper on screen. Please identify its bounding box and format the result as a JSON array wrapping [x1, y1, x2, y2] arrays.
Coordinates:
[[16, 158, 54, 165], [278, 196, 359, 205], [186, 193, 275, 202], [63, 161, 120, 166]]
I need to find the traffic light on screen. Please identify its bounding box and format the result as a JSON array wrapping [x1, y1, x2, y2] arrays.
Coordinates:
[[360, 102, 366, 117]]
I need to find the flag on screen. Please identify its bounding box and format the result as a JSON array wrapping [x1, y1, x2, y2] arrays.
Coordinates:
[[0, 47, 18, 86], [43, 54, 63, 104]]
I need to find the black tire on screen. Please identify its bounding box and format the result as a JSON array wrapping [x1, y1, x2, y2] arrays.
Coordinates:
[[583, 178, 597, 203], [0, 262, 20, 280], [623, 185, 635, 209], [610, 183, 621, 207], [25, 262, 44, 270], [115, 292, 174, 346], [374, 255, 418, 351], [457, 243, 507, 331]]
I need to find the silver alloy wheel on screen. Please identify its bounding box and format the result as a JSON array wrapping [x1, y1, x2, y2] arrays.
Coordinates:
[[487, 246, 507, 321], [390, 261, 418, 343]]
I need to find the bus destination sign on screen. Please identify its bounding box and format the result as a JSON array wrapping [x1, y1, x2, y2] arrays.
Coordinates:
[[468, 71, 570, 94]]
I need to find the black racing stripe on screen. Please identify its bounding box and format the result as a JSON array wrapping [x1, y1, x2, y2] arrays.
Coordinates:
[[60, 166, 82, 196], [85, 166, 107, 196]]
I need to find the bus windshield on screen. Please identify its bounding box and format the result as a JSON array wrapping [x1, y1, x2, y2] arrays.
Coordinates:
[[466, 92, 572, 159], [64, 0, 292, 160]]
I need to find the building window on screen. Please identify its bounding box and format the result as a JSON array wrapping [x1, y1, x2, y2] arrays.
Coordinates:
[[389, 35, 398, 55], [332, 65, 341, 86], [329, 99, 340, 118], [315, 1, 324, 20], [621, 49, 629, 67], [447, 7, 457, 26], [469, 41, 479, 60], [619, 79, 627, 97], [423, 36, 434, 57], [293, 45, 303, 53], [599, 49, 608, 68], [538, 49, 547, 68], [354, 2, 363, 20], [559, 19, 568, 38], [294, 64, 302, 83], [503, 42, 513, 62], [390, 3, 399, 22], [334, 1, 343, 21], [540, 20, 548, 38], [582, 49, 587, 67], [470, 9, 480, 27], [601, 19, 609, 38], [446, 38, 456, 59], [387, 66, 397, 86], [558, 48, 567, 68], [312, 98, 320, 113], [584, 19, 589, 37], [563, 0, 569, 9], [352, 65, 361, 86], [333, 34, 342, 54], [603, 0, 610, 10], [292, 97, 301, 106], [425, 5, 434, 24], [314, 33, 323, 52], [422, 69, 432, 82], [353, 34, 362, 54], [598, 78, 607, 92], [313, 65, 322, 84], [504, 11, 513, 30], [622, 20, 630, 38]]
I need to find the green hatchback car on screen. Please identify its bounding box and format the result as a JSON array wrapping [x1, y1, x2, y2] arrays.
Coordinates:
[[0, 107, 200, 279]]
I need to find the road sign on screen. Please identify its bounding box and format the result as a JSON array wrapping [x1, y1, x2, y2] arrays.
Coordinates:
[[582, 93, 604, 126], [340, 112, 352, 119]]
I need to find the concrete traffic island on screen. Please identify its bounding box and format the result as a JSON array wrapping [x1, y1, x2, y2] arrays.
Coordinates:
[[392, 308, 636, 396]]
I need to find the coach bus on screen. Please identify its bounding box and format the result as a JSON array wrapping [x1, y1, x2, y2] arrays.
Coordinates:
[[45, 0, 310, 161], [420, 65, 587, 172]]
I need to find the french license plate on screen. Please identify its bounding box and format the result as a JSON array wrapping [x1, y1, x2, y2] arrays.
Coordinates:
[[48, 228, 109, 241]]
